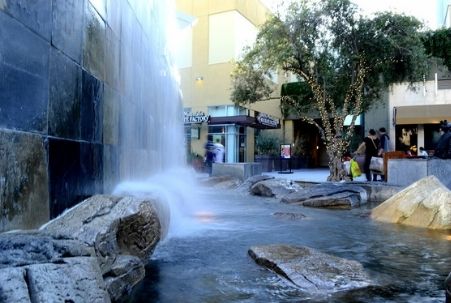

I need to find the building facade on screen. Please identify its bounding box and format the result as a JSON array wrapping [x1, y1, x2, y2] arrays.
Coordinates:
[[176, 0, 282, 163], [384, 0, 451, 155]]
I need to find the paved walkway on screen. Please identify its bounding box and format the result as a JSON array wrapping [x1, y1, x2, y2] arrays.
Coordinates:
[[262, 168, 330, 182], [262, 168, 368, 183]]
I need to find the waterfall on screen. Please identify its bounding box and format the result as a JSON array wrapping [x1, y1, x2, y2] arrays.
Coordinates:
[[115, 0, 185, 182]]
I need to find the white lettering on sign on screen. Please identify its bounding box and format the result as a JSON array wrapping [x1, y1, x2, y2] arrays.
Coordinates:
[[257, 113, 279, 127], [184, 111, 209, 124]]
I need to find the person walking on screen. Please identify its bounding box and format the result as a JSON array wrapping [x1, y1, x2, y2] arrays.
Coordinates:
[[204, 136, 216, 176], [363, 129, 380, 182], [214, 138, 225, 163], [378, 127, 390, 154]]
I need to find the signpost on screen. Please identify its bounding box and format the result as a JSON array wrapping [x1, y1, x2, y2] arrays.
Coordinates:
[[279, 144, 293, 174]]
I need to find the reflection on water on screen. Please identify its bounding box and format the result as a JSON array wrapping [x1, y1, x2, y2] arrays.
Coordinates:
[[129, 187, 450, 302]]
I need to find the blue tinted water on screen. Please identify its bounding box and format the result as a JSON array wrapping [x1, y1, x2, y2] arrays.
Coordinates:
[[129, 187, 450, 302]]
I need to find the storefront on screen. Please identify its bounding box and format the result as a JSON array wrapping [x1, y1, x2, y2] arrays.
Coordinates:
[[208, 112, 280, 163], [393, 104, 451, 154], [184, 107, 280, 163]]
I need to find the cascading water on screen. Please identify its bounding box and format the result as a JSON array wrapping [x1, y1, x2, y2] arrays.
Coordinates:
[[112, 0, 209, 238], [116, 0, 184, 180]]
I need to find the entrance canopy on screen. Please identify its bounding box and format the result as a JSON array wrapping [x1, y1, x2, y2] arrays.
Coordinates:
[[208, 114, 280, 129], [395, 104, 451, 124]]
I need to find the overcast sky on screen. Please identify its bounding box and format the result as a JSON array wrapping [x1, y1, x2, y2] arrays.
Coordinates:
[[262, 0, 438, 29]]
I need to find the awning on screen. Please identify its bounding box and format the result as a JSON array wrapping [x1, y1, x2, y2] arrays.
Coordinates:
[[208, 115, 280, 129], [395, 104, 451, 124]]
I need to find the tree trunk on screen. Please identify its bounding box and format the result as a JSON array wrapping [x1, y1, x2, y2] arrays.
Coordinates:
[[326, 143, 351, 182]]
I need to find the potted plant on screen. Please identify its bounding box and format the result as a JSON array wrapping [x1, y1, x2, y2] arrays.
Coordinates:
[[255, 132, 280, 172]]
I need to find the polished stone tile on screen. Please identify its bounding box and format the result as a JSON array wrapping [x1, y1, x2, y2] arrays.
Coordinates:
[[105, 27, 120, 90], [83, 2, 106, 81], [0, 0, 52, 41], [81, 70, 104, 143], [103, 85, 119, 145], [48, 48, 82, 140], [0, 63, 48, 133], [0, 11, 49, 79], [0, 130, 49, 231], [51, 0, 84, 64], [48, 138, 103, 218]]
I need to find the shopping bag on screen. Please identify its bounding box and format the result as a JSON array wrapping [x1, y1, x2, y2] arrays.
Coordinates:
[[369, 156, 383, 173]]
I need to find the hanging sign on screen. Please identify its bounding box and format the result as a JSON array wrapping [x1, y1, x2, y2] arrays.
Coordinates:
[[184, 111, 210, 124], [257, 113, 279, 127]]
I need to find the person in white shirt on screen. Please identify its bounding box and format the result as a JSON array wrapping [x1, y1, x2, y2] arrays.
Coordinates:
[[419, 146, 428, 158], [214, 139, 225, 163]]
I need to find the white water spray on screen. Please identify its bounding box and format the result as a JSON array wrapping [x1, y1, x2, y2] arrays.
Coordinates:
[[109, 1, 210, 238]]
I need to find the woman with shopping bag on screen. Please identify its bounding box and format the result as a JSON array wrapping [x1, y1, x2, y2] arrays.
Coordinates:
[[361, 129, 380, 182]]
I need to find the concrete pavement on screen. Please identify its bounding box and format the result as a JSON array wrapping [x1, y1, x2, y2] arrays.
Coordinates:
[[262, 168, 330, 183]]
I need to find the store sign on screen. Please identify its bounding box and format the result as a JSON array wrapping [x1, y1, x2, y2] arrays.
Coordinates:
[[184, 111, 209, 124], [257, 113, 279, 127]]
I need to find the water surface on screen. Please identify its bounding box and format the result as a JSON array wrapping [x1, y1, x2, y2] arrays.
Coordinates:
[[129, 186, 450, 302]]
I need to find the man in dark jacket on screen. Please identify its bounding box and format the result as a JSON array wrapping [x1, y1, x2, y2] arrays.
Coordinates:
[[435, 121, 451, 159]]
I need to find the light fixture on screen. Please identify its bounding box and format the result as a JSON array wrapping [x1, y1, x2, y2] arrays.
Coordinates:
[[195, 76, 203, 81]]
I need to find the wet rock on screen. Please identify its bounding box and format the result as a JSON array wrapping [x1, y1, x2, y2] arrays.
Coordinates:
[[40, 195, 165, 274], [0, 267, 29, 303], [198, 175, 242, 189], [27, 257, 110, 302], [371, 176, 451, 229], [0, 231, 94, 268], [281, 183, 367, 208], [0, 257, 110, 303], [237, 175, 274, 191], [272, 212, 306, 220], [248, 244, 373, 295], [251, 179, 302, 198], [36, 195, 167, 301], [104, 255, 145, 302], [0, 195, 167, 302]]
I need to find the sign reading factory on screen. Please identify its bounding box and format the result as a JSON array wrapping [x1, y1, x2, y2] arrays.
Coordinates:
[[184, 111, 210, 124], [256, 113, 279, 128]]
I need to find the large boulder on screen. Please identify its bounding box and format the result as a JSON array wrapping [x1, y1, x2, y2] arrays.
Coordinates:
[[40, 195, 167, 273], [371, 176, 451, 229], [281, 183, 368, 209], [248, 244, 373, 295], [0, 233, 110, 303], [251, 179, 302, 198]]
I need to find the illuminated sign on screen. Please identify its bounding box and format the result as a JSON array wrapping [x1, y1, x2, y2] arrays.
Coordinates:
[[184, 111, 210, 124]]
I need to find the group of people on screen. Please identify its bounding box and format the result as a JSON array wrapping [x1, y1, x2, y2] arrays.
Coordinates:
[[353, 127, 391, 182], [204, 137, 225, 175], [355, 124, 448, 182]]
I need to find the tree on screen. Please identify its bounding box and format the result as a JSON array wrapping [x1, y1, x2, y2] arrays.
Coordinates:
[[231, 0, 429, 181], [423, 28, 451, 71]]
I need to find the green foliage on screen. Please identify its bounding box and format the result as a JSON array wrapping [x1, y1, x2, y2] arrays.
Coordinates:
[[255, 132, 280, 156], [231, 0, 429, 180], [423, 28, 451, 71]]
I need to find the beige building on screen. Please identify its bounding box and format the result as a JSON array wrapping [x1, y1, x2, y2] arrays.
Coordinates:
[[384, 1, 451, 155], [176, 0, 284, 163]]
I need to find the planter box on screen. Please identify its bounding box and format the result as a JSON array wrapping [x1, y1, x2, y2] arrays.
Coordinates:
[[255, 155, 274, 172]]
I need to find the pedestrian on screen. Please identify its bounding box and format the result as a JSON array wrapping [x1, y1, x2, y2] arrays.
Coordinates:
[[376, 127, 390, 181], [435, 120, 451, 159], [378, 127, 391, 154], [362, 129, 380, 182], [419, 146, 428, 158], [214, 138, 225, 163], [204, 136, 216, 176]]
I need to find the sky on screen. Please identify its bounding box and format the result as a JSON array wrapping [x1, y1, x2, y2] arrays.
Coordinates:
[[261, 0, 438, 30]]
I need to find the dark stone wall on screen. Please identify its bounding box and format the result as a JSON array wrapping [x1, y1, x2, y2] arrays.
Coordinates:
[[0, 0, 174, 231]]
